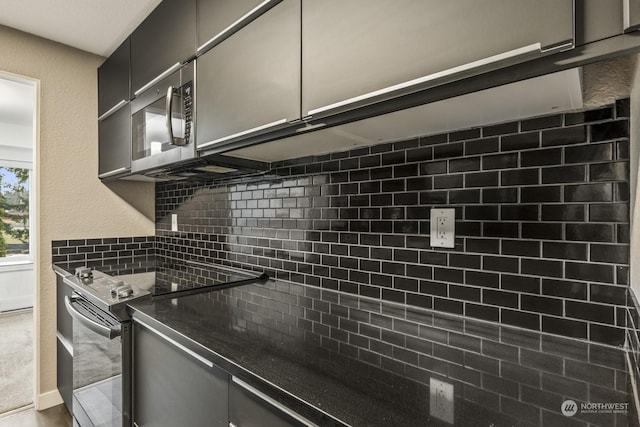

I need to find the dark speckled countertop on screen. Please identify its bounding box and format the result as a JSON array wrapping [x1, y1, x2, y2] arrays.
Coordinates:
[[129, 277, 637, 427]]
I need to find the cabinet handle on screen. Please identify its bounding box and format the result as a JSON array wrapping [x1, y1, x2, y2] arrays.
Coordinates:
[[196, 0, 282, 55], [134, 62, 182, 96], [98, 100, 128, 121], [197, 118, 288, 150], [98, 167, 130, 179], [307, 43, 544, 117], [135, 319, 214, 368], [232, 377, 317, 427]]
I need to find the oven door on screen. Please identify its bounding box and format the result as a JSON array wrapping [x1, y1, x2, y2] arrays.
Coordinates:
[[65, 294, 124, 427], [130, 61, 195, 174]]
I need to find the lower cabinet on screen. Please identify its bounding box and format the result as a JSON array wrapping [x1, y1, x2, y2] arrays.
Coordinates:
[[132, 321, 228, 427], [132, 319, 316, 427], [229, 377, 308, 427]]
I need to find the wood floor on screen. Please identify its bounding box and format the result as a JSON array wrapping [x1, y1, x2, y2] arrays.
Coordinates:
[[0, 405, 72, 427]]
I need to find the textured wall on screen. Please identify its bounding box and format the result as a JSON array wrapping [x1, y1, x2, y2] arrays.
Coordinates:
[[0, 25, 155, 408], [157, 100, 630, 346]]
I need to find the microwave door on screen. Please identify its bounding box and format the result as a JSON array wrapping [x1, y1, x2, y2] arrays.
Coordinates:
[[130, 63, 194, 174]]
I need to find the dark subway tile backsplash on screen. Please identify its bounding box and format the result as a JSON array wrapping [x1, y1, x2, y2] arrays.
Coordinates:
[[156, 100, 631, 346], [51, 236, 155, 273]]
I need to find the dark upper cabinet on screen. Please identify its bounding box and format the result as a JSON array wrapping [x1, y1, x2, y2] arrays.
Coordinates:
[[98, 38, 130, 117], [302, 0, 575, 120], [196, 0, 282, 55], [196, 0, 300, 151], [130, 0, 197, 97], [133, 321, 228, 427], [98, 104, 131, 178], [98, 38, 131, 178]]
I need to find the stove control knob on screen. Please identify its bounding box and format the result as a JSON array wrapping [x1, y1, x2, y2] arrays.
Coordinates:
[[116, 285, 134, 299], [75, 267, 93, 282], [110, 281, 125, 297]]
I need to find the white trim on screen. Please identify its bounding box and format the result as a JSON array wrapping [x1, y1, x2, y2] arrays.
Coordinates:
[[0, 260, 34, 271], [35, 389, 62, 411], [0, 404, 34, 418]]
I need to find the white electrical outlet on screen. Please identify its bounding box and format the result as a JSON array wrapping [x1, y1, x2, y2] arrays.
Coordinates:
[[430, 378, 454, 424], [171, 214, 178, 231], [430, 209, 455, 248]]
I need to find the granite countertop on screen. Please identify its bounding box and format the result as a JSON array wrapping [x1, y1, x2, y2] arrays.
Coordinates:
[[128, 277, 637, 427]]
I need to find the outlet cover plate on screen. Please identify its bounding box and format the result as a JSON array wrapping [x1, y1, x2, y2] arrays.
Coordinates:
[[171, 214, 178, 232], [430, 377, 454, 424], [430, 208, 455, 248]]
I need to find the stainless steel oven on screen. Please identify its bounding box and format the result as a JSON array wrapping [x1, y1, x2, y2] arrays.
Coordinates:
[[60, 267, 150, 427], [130, 61, 195, 174], [65, 293, 129, 427]]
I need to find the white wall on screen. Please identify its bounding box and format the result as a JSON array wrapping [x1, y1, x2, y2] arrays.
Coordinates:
[[0, 266, 34, 311], [0, 25, 155, 409]]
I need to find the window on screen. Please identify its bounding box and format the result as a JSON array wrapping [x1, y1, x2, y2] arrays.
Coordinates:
[[0, 167, 29, 258], [0, 74, 35, 266]]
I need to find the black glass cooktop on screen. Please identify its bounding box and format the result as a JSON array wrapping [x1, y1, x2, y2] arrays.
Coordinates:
[[112, 261, 267, 300], [147, 261, 267, 298]]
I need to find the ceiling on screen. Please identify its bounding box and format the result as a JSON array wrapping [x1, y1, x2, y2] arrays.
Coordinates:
[[0, 0, 161, 57]]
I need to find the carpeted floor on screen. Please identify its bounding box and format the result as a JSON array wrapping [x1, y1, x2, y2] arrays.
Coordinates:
[[0, 309, 33, 415]]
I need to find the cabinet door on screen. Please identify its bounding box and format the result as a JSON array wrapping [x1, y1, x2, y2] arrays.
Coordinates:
[[230, 378, 310, 427], [196, 0, 300, 151], [98, 38, 130, 117], [98, 104, 131, 179], [302, 0, 574, 118], [130, 0, 196, 96], [197, 0, 281, 54], [133, 321, 228, 427]]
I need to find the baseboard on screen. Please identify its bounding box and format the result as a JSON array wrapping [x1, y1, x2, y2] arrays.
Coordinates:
[[36, 389, 62, 410], [0, 296, 33, 313]]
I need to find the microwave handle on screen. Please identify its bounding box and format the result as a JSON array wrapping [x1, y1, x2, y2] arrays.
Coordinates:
[[165, 86, 176, 145], [166, 86, 188, 147]]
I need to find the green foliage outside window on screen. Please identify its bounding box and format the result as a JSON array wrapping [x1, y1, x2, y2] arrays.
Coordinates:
[[0, 167, 29, 257]]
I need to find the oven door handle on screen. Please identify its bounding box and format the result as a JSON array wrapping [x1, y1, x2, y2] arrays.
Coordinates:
[[64, 295, 121, 340]]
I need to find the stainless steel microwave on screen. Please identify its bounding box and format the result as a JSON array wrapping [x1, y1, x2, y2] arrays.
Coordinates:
[[130, 61, 195, 174]]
